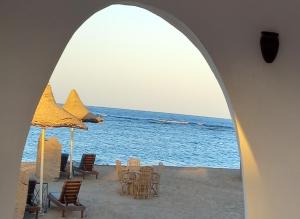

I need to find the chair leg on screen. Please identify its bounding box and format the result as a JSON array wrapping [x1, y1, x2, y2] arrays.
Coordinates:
[[120, 183, 125, 195], [48, 199, 50, 208], [62, 210, 65, 217], [35, 210, 39, 219], [81, 210, 84, 218]]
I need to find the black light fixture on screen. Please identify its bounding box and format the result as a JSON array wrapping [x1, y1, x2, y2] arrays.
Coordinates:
[[260, 31, 279, 63]]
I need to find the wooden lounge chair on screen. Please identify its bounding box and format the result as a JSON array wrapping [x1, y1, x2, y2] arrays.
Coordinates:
[[60, 153, 69, 178], [47, 180, 85, 218], [73, 154, 99, 179]]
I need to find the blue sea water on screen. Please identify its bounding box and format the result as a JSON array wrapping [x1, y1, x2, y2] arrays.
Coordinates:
[[23, 107, 240, 169]]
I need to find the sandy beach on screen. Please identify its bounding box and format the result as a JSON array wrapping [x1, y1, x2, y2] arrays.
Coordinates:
[[22, 164, 244, 219]]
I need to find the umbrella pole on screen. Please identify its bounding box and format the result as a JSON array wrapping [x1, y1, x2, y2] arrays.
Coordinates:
[[39, 128, 45, 213], [70, 128, 74, 178]]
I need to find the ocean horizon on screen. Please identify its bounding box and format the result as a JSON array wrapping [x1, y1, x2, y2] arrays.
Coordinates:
[[23, 106, 240, 169]]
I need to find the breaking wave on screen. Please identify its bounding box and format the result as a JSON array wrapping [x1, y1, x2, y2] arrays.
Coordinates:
[[103, 114, 233, 130]]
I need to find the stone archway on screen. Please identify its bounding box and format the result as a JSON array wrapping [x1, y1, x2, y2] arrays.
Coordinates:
[[1, 1, 300, 218]]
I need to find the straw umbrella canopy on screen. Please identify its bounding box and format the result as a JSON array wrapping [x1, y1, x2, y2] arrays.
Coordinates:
[[32, 85, 86, 211], [63, 89, 103, 178], [63, 89, 103, 123], [32, 86, 87, 128]]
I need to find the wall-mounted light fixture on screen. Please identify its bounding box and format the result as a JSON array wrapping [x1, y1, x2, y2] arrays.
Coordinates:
[[260, 31, 279, 63]]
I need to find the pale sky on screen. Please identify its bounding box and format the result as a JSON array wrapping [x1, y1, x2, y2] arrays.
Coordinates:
[[50, 5, 230, 119]]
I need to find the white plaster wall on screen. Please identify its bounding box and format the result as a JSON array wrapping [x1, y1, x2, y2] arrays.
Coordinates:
[[1, 0, 300, 218]]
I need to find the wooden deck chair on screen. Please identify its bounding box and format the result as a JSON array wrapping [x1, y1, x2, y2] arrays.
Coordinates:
[[115, 160, 129, 181], [47, 180, 85, 218], [119, 169, 130, 195], [60, 153, 69, 178], [73, 154, 99, 179], [151, 172, 160, 197], [115, 160, 122, 181], [133, 172, 152, 199], [140, 166, 154, 175]]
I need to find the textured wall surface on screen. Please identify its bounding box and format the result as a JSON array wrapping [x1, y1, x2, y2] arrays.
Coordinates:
[[13, 169, 28, 219], [13, 164, 35, 219], [1, 0, 300, 218]]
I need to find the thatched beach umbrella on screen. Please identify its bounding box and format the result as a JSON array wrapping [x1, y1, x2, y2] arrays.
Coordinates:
[[63, 89, 103, 123], [32, 85, 86, 211], [63, 89, 103, 178]]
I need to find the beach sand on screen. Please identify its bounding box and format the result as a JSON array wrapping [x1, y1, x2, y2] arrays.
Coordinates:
[[22, 164, 244, 219]]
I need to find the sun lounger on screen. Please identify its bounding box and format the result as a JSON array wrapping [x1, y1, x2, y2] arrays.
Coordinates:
[[47, 180, 85, 218], [73, 154, 99, 179], [60, 153, 69, 178]]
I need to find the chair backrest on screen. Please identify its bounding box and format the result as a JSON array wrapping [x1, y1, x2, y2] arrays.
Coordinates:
[[136, 172, 151, 186], [115, 160, 122, 180], [151, 172, 160, 184], [127, 158, 140, 172], [80, 154, 96, 171], [59, 180, 82, 205], [141, 173, 151, 182], [127, 158, 140, 167], [118, 169, 130, 183], [115, 160, 121, 172], [128, 171, 138, 181], [60, 153, 69, 172], [26, 179, 37, 205]]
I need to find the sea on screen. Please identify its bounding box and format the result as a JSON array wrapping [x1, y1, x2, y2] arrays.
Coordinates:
[[23, 107, 240, 169]]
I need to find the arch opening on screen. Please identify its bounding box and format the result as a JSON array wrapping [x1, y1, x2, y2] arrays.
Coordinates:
[[24, 3, 243, 168], [19, 5, 245, 219]]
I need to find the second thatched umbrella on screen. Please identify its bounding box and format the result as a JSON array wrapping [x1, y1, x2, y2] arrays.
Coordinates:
[[32, 85, 86, 211], [63, 89, 103, 178], [63, 89, 103, 123]]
